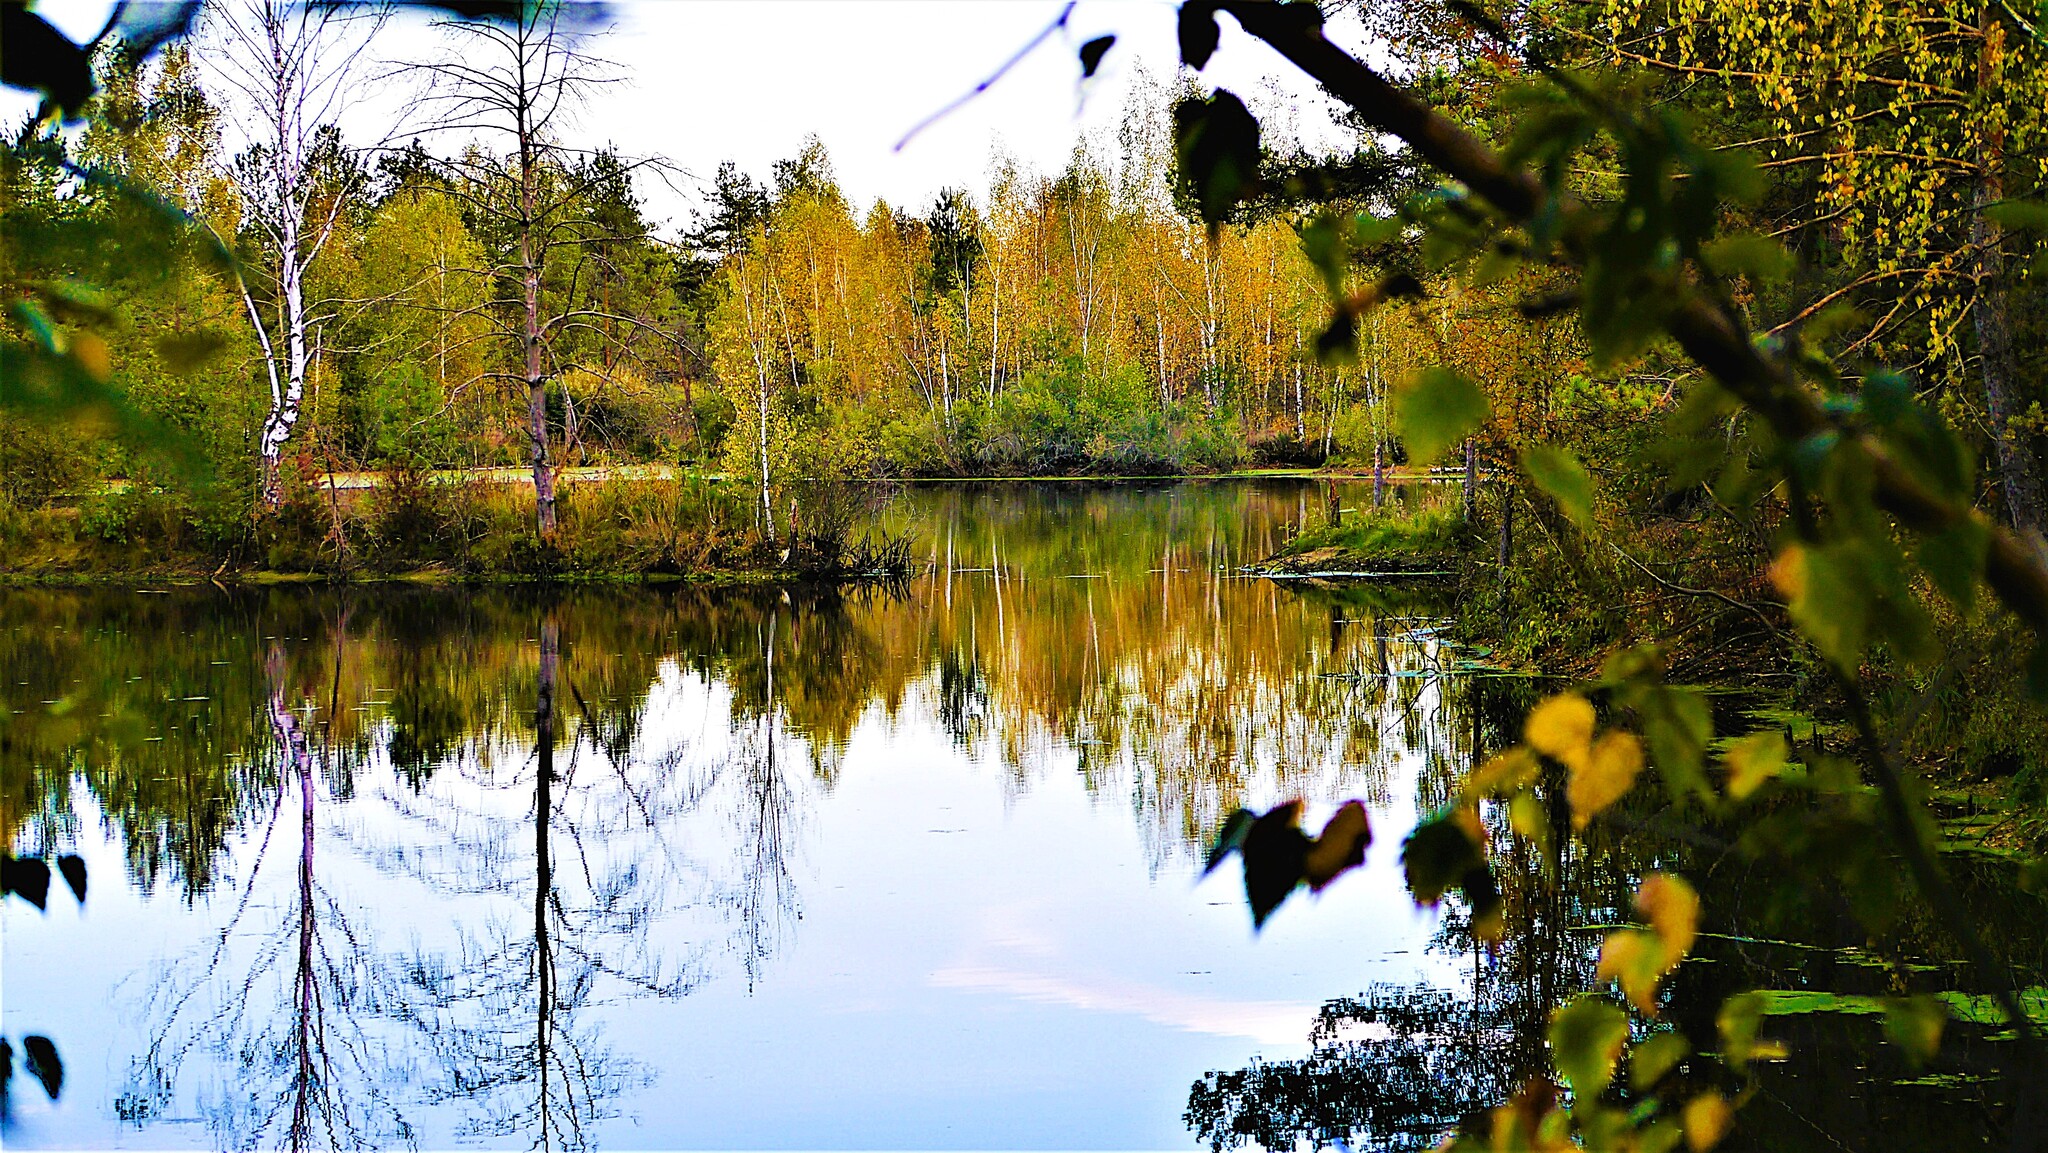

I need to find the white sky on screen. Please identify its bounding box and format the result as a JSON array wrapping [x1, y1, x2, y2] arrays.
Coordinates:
[[11, 1, 1366, 236]]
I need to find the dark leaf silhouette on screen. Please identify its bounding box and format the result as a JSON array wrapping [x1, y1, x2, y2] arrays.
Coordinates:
[[1173, 89, 1261, 229], [1242, 802, 1310, 928], [1177, 1, 1219, 69], [0, 6, 95, 117], [57, 855, 87, 904], [1303, 801, 1372, 891], [1204, 807, 1257, 875], [1078, 35, 1114, 79], [1400, 815, 1482, 907], [2, 855, 51, 911], [22, 1036, 61, 1102]]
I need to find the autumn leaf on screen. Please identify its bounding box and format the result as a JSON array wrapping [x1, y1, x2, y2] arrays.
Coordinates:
[[1683, 1091, 1733, 1151], [1525, 692, 1596, 761], [1303, 800, 1372, 891], [1567, 730, 1643, 828], [1549, 995, 1629, 1100], [1723, 730, 1787, 800]]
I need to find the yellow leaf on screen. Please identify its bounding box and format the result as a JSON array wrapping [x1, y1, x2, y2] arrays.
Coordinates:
[[1526, 693, 1596, 761], [1596, 928, 1667, 1014], [1723, 731, 1787, 800], [1683, 1091, 1733, 1151], [1303, 800, 1372, 891], [70, 331, 111, 381], [1767, 545, 1807, 600], [1637, 873, 1700, 965], [1463, 745, 1540, 801], [1567, 730, 1643, 828]]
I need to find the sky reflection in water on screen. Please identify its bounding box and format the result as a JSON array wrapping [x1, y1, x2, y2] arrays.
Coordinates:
[[1, 480, 1477, 1150]]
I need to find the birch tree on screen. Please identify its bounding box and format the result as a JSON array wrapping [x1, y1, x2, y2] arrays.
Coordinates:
[[201, 0, 382, 507]]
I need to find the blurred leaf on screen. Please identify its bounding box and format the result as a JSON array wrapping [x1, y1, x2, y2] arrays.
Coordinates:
[[2, 855, 50, 910], [1174, 90, 1262, 229], [57, 854, 86, 904], [1985, 200, 2048, 232], [1631, 1030, 1690, 1090], [1177, 0, 1219, 69], [1883, 995, 1946, 1068], [1568, 730, 1643, 829], [1402, 812, 1483, 906], [1724, 730, 1786, 801], [1078, 35, 1114, 78], [1717, 991, 1780, 1072], [21, 1035, 61, 1101], [154, 331, 229, 374], [1770, 544, 1867, 673], [1598, 928, 1666, 1013], [1303, 800, 1372, 891], [1203, 807, 1256, 875], [1523, 445, 1596, 529], [1917, 518, 1988, 613], [110, 1, 204, 57], [0, 6, 94, 118], [1549, 996, 1629, 1101], [1241, 801, 1309, 928], [1525, 692, 1595, 760], [1701, 233, 1793, 283], [1508, 790, 1551, 858], [1396, 368, 1489, 466], [1463, 745, 1539, 800], [1682, 1090, 1732, 1151]]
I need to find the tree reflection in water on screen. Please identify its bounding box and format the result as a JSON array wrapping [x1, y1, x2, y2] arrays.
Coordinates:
[[380, 605, 704, 1150], [1186, 985, 1519, 1152], [122, 611, 414, 1151]]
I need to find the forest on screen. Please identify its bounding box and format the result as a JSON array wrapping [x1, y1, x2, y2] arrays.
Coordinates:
[[8, 0, 2048, 1151]]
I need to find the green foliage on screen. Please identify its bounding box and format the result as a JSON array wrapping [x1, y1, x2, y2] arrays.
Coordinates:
[[1394, 368, 1488, 467]]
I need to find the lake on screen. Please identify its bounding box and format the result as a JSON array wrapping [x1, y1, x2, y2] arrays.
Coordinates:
[[0, 479, 2035, 1151]]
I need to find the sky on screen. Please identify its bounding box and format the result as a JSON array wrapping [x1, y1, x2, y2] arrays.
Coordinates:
[[11, 0, 1367, 237]]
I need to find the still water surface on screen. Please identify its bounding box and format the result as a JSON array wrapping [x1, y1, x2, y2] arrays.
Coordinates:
[[3, 480, 1480, 1150], [5, 479, 2035, 1152]]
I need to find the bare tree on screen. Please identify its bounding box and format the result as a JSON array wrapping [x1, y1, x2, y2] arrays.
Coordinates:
[[200, 0, 384, 508], [405, 4, 631, 537]]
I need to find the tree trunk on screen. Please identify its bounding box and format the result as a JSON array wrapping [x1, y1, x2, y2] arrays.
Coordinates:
[[1497, 482, 1514, 566], [1373, 440, 1386, 509], [523, 133, 555, 537], [1463, 440, 1478, 523], [1973, 8, 2046, 541]]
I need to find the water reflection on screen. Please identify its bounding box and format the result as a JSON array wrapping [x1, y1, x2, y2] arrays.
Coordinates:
[[6, 478, 1804, 1150]]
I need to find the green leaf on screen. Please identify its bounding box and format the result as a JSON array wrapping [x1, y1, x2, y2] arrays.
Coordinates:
[[1985, 201, 2048, 232], [1917, 518, 1988, 613], [1523, 445, 1595, 529], [1630, 1029, 1690, 1090], [1717, 991, 1773, 1072], [1771, 544, 1870, 673], [1883, 995, 1946, 1068], [1397, 368, 1489, 466], [1550, 996, 1629, 1101], [1700, 234, 1793, 283], [1401, 813, 1483, 906]]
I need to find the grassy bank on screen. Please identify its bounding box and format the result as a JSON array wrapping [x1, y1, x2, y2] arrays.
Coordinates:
[[0, 474, 913, 586]]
